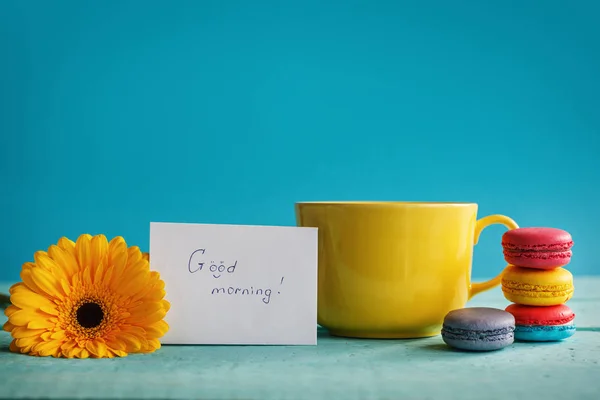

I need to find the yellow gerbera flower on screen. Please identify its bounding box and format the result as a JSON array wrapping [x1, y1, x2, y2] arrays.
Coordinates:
[[2, 234, 170, 358]]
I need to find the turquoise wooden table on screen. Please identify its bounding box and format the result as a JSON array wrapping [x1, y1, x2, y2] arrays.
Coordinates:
[[1, 278, 599, 399]]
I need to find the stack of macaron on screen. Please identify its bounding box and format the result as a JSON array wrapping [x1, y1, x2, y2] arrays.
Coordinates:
[[500, 227, 576, 342]]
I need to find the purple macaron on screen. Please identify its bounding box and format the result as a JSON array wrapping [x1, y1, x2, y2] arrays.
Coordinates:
[[441, 307, 515, 351]]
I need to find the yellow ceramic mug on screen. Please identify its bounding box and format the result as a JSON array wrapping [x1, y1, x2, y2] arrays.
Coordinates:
[[295, 201, 518, 339]]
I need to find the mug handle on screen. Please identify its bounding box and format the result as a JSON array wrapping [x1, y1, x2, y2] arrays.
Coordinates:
[[469, 214, 519, 299]]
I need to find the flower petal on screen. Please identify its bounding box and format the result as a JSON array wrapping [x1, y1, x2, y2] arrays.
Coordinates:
[[76, 234, 92, 271], [115, 269, 149, 297], [21, 263, 43, 294], [39, 305, 59, 316], [72, 273, 80, 289], [116, 332, 143, 352], [127, 307, 166, 325], [4, 305, 19, 317], [86, 340, 108, 358], [142, 288, 166, 302], [30, 266, 64, 299], [10, 282, 31, 295], [61, 340, 77, 351], [143, 338, 161, 352], [65, 346, 82, 358], [90, 235, 109, 282], [16, 336, 43, 351], [10, 309, 52, 327], [9, 339, 19, 353], [93, 262, 106, 287], [108, 252, 128, 290], [110, 349, 128, 357], [108, 236, 127, 254], [58, 237, 76, 254], [121, 325, 147, 337], [10, 289, 56, 311], [107, 238, 128, 288], [48, 244, 79, 280], [104, 336, 127, 351], [3, 320, 15, 332], [51, 330, 67, 340], [130, 273, 164, 302], [126, 246, 143, 268], [82, 266, 93, 287], [59, 278, 71, 296], [11, 327, 47, 339], [33, 251, 54, 271], [27, 317, 56, 330], [162, 300, 171, 313], [34, 251, 68, 281], [128, 301, 163, 320], [108, 239, 127, 265], [144, 320, 169, 338], [79, 348, 90, 359], [102, 265, 114, 285], [34, 340, 63, 357], [9, 282, 27, 295]]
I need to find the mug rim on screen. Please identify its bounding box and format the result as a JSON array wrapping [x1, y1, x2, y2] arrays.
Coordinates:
[[295, 201, 477, 207]]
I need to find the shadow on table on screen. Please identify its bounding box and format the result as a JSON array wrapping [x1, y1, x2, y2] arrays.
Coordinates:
[[417, 342, 556, 354], [316, 326, 435, 343], [418, 327, 600, 354], [418, 343, 458, 353]]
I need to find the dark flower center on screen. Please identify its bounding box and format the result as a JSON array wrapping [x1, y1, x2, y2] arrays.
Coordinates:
[[76, 302, 104, 328]]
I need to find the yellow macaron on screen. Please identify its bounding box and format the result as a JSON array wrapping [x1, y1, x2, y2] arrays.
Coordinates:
[[501, 265, 574, 306]]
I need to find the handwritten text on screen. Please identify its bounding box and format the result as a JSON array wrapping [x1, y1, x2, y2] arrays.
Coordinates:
[[188, 248, 285, 305]]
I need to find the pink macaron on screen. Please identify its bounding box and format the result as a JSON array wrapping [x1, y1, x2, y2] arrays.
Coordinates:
[[502, 227, 573, 269]]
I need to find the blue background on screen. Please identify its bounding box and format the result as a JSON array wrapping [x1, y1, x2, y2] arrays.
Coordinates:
[[1, 0, 598, 283]]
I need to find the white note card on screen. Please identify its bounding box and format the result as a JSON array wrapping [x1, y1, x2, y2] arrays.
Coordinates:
[[149, 222, 318, 345]]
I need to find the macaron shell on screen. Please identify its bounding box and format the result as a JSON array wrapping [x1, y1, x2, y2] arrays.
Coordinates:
[[502, 227, 573, 269], [441, 307, 515, 351], [443, 307, 515, 331], [502, 227, 573, 251], [501, 266, 574, 306], [504, 250, 572, 269], [442, 334, 514, 351], [503, 291, 572, 306], [505, 304, 575, 325], [514, 324, 576, 342]]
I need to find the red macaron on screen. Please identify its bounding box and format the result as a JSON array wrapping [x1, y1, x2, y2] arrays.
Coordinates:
[[502, 227, 573, 269], [505, 304, 576, 341], [505, 304, 575, 326]]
